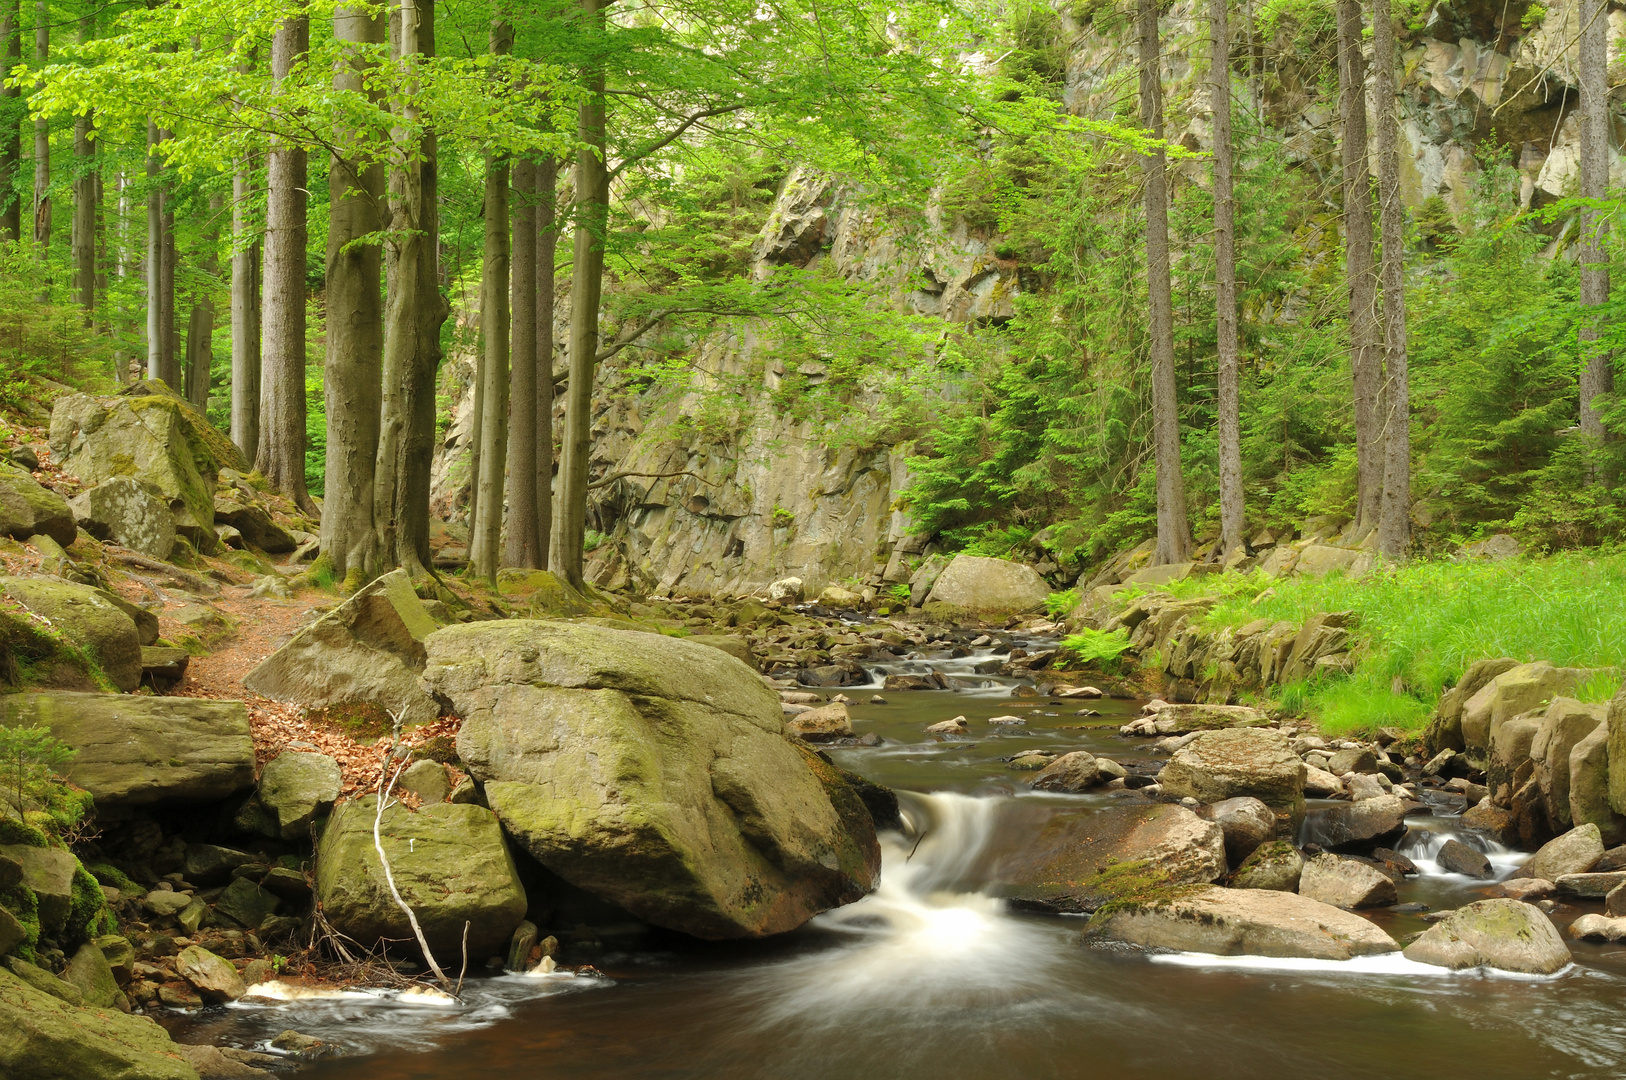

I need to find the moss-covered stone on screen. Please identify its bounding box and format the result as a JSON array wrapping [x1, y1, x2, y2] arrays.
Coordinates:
[[0, 578, 141, 692], [1403, 898, 1571, 973], [0, 463, 75, 547], [0, 964, 199, 1080]]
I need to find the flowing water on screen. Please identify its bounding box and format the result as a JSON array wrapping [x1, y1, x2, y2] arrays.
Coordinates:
[[172, 636, 1626, 1079]]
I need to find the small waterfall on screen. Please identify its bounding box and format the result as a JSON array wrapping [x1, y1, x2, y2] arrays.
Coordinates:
[[1396, 821, 1526, 880]]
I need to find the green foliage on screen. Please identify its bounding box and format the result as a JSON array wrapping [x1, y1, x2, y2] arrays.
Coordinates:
[[887, 583, 912, 603], [1060, 627, 1134, 670], [0, 725, 76, 822], [1045, 589, 1079, 619]]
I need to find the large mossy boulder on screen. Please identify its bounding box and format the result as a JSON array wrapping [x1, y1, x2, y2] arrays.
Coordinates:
[[257, 752, 341, 840], [0, 965, 199, 1080], [244, 569, 440, 726], [1403, 899, 1571, 974], [49, 380, 245, 546], [1085, 886, 1400, 960], [0, 463, 75, 547], [1158, 728, 1307, 835], [314, 797, 527, 961], [67, 478, 176, 560], [0, 692, 254, 809], [1, 577, 142, 692], [990, 804, 1226, 913], [923, 555, 1048, 613], [426, 619, 881, 940]]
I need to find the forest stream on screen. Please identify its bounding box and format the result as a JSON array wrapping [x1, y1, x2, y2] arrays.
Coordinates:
[[155, 640, 1626, 1080]]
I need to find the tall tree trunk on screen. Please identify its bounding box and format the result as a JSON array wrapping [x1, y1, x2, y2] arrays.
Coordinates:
[[231, 159, 261, 460], [159, 142, 177, 386], [1212, 0, 1243, 560], [1579, 0, 1611, 442], [182, 199, 219, 411], [31, 0, 46, 269], [1138, 0, 1189, 566], [535, 156, 557, 568], [470, 17, 513, 582], [553, 0, 609, 589], [375, 0, 443, 575], [112, 169, 129, 380], [1372, 0, 1410, 558], [505, 157, 540, 568], [145, 121, 164, 381], [258, 10, 315, 513], [322, 2, 386, 585], [1338, 0, 1381, 533], [71, 14, 93, 324], [0, 0, 19, 243]]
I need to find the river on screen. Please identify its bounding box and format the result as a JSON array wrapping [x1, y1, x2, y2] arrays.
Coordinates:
[[170, 637, 1626, 1079]]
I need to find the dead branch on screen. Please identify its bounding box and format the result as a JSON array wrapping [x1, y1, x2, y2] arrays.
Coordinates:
[[106, 551, 220, 594]]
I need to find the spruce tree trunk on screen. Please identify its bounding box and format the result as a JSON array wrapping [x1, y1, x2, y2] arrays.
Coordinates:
[[375, 0, 444, 575], [70, 18, 94, 325], [30, 0, 46, 267], [231, 160, 261, 461], [1137, 0, 1189, 566], [145, 121, 164, 381], [1372, 0, 1410, 558], [553, 0, 610, 589], [1579, 0, 1611, 442], [258, 11, 314, 513], [0, 0, 18, 243], [535, 156, 557, 568], [1212, 0, 1243, 560], [321, 2, 387, 585], [505, 157, 540, 568], [1338, 0, 1381, 533]]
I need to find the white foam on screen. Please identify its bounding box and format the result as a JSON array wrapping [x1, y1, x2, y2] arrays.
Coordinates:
[[1150, 951, 1573, 980], [236, 981, 375, 1004]]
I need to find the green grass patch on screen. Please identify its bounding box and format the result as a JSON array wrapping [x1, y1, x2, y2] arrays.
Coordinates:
[[1193, 552, 1626, 736]]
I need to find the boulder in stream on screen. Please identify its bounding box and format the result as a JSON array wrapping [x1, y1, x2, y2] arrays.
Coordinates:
[[1300, 793, 1413, 853], [1521, 823, 1604, 882], [1228, 840, 1303, 892], [1086, 886, 1400, 960], [1157, 728, 1306, 835], [427, 620, 881, 939], [784, 701, 854, 742], [923, 555, 1048, 613], [1200, 797, 1275, 865], [1145, 703, 1269, 735], [1435, 838, 1494, 879], [1296, 854, 1397, 909], [1030, 751, 1104, 793], [1403, 899, 1571, 974]]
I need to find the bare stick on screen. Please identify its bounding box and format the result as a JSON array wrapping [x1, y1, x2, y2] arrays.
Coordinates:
[[456, 920, 469, 995], [373, 752, 454, 991]]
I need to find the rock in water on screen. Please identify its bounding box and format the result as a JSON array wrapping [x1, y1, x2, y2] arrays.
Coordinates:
[[0, 692, 254, 809], [766, 577, 804, 603], [68, 477, 176, 559], [175, 946, 246, 1002], [425, 620, 881, 939], [992, 804, 1225, 912], [1403, 899, 1571, 974], [784, 701, 854, 742], [258, 752, 342, 839], [1301, 793, 1413, 852], [1229, 840, 1304, 892], [1522, 822, 1605, 882], [923, 554, 1049, 612], [1297, 854, 1398, 909], [0, 462, 76, 546], [1201, 797, 1276, 864], [0, 965, 196, 1080], [315, 797, 528, 960], [1030, 751, 1103, 793], [1146, 704, 1269, 735], [244, 568, 441, 726], [1158, 728, 1307, 835], [1086, 886, 1400, 960], [1, 577, 144, 692], [1436, 838, 1494, 879]]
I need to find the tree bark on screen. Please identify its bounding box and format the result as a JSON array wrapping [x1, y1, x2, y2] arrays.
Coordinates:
[[1372, 0, 1410, 558], [505, 157, 540, 567], [183, 195, 220, 411], [145, 121, 164, 381], [258, 11, 315, 513], [70, 15, 93, 325], [1212, 0, 1243, 560], [1138, 0, 1189, 566], [1579, 0, 1611, 442], [322, 2, 387, 585], [552, 0, 610, 588], [231, 159, 261, 460], [31, 0, 46, 268], [1338, 0, 1381, 533], [159, 142, 177, 386], [0, 0, 19, 243], [374, 0, 444, 575], [535, 156, 557, 568]]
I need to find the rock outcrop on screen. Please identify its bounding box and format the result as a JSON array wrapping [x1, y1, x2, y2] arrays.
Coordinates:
[[924, 555, 1049, 613], [426, 620, 881, 939], [0, 692, 254, 809], [1086, 886, 1400, 960]]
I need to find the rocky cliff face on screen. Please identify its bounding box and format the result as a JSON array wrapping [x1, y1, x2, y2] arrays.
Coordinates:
[[431, 0, 1623, 597]]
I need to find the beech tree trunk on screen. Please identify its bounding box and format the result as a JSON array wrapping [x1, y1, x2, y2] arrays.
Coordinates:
[[0, 0, 19, 243], [231, 159, 261, 461], [1579, 0, 1611, 442], [535, 156, 557, 568], [30, 0, 46, 267], [1137, 0, 1189, 566], [322, 3, 387, 585], [374, 0, 444, 575], [145, 121, 165, 381], [159, 144, 177, 385], [1372, 0, 1410, 558], [469, 115, 511, 581], [70, 16, 94, 324], [258, 11, 314, 513], [505, 157, 541, 568], [1339, 0, 1381, 534], [1212, 0, 1243, 560], [182, 196, 219, 411]]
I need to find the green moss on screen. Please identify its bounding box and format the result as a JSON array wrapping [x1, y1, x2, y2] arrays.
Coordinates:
[[1081, 859, 1206, 924], [308, 700, 392, 740], [411, 735, 458, 764], [64, 863, 112, 945], [0, 883, 40, 958], [0, 816, 49, 847], [83, 862, 140, 895]]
